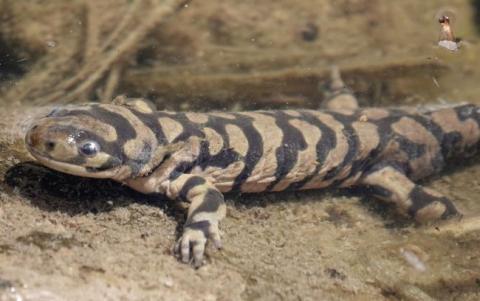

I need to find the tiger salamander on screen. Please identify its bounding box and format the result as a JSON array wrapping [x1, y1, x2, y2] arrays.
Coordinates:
[[25, 70, 479, 267]]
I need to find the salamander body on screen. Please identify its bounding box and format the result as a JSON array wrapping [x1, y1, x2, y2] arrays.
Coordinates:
[[25, 76, 480, 267]]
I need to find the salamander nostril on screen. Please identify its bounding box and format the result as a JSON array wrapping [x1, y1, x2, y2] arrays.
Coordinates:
[[45, 141, 56, 151]]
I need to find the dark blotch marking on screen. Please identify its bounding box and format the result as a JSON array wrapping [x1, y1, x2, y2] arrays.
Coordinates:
[[178, 176, 206, 201], [334, 140, 379, 187], [168, 161, 196, 181], [441, 131, 463, 158], [408, 186, 458, 219], [265, 111, 307, 191], [395, 136, 426, 160], [189, 189, 224, 218], [63, 107, 137, 145], [171, 113, 205, 143], [371, 111, 444, 177], [434, 105, 480, 157], [127, 142, 152, 175], [184, 220, 210, 236], [196, 116, 240, 170], [370, 111, 403, 157], [409, 114, 446, 173], [323, 112, 358, 183], [454, 104, 477, 121], [452, 105, 480, 151], [129, 110, 167, 144], [228, 114, 263, 191], [332, 111, 410, 188], [287, 111, 336, 190]]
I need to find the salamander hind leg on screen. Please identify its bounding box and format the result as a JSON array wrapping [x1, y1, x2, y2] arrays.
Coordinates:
[[167, 174, 226, 267], [321, 65, 359, 111], [359, 163, 460, 223]]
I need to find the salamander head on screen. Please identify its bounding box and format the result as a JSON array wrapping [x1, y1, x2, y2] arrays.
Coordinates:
[[25, 104, 146, 179]]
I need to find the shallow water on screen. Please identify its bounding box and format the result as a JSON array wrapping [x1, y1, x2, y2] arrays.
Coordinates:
[[1, 1, 480, 300]]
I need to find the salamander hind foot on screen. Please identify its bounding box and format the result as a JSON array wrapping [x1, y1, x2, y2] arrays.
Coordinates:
[[360, 163, 461, 224], [407, 186, 460, 223], [321, 65, 359, 111]]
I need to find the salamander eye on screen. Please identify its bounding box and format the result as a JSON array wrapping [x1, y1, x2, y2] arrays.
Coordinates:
[[79, 141, 100, 156]]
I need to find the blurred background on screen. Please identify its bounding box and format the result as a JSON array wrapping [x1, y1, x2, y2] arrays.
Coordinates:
[[1, 0, 479, 111]]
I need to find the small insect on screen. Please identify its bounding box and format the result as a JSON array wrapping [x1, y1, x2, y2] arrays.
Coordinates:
[[437, 15, 459, 51]]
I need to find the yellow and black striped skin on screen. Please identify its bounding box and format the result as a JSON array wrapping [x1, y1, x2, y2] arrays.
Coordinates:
[[25, 99, 480, 266]]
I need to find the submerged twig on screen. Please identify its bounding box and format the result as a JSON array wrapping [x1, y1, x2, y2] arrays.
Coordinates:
[[102, 64, 122, 102], [36, 0, 190, 104], [100, 0, 143, 53], [83, 0, 101, 61], [2, 0, 190, 105]]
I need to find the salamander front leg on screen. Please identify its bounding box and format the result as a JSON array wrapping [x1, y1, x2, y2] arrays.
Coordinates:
[[166, 174, 226, 267], [359, 164, 460, 223]]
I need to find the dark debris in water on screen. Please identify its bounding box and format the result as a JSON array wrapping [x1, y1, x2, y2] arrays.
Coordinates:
[[0, 244, 14, 254], [0, 278, 16, 290], [16, 230, 82, 251], [79, 265, 106, 274], [325, 268, 347, 281], [300, 22, 319, 42], [323, 205, 354, 228]]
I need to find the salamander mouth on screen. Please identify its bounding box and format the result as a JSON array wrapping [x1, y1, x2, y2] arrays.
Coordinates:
[[26, 144, 121, 179]]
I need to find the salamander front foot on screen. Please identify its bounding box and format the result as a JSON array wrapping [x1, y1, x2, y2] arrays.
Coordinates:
[[174, 220, 222, 268]]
